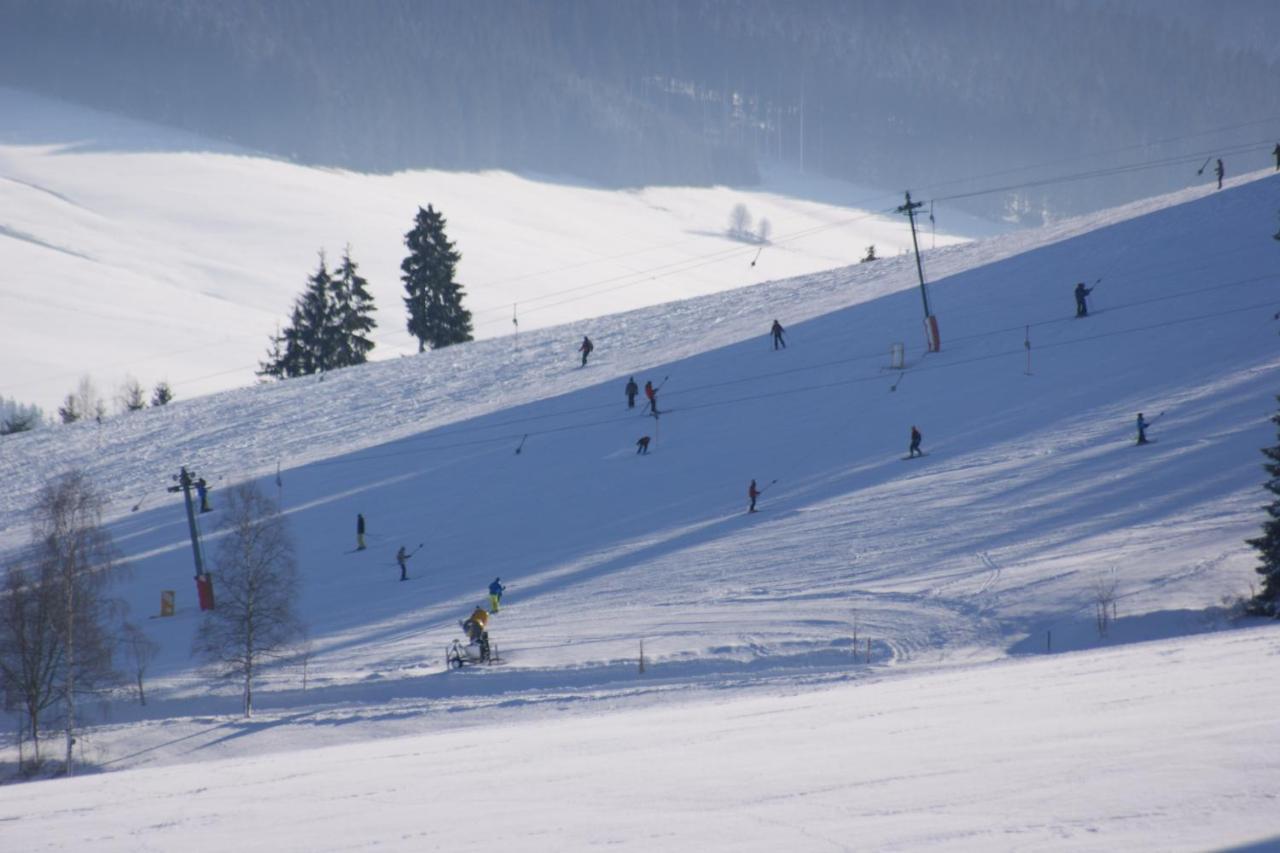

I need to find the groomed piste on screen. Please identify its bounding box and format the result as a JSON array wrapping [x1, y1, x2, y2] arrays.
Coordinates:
[[1, 159, 1279, 850]]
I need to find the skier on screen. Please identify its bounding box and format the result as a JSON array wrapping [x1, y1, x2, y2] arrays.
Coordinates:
[[770, 319, 787, 350], [1074, 281, 1093, 318], [1274, 143, 1280, 171], [396, 545, 411, 581], [625, 376, 639, 409], [356, 513, 366, 551], [1136, 412, 1152, 445], [488, 577, 505, 613], [908, 425, 923, 458], [636, 435, 651, 455], [463, 605, 489, 643], [195, 478, 212, 513], [578, 335, 594, 367], [645, 380, 658, 416], [1215, 158, 1224, 190], [748, 479, 760, 513]]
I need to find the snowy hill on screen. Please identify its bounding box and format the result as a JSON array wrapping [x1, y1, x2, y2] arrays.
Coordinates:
[[1, 153, 1279, 847], [0, 87, 983, 414]]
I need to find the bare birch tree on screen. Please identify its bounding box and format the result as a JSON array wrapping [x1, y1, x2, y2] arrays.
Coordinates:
[[193, 483, 304, 717], [0, 472, 124, 774]]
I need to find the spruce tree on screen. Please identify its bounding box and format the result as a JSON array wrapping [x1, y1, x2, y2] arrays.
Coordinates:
[[1246, 395, 1280, 616], [331, 246, 377, 367], [259, 254, 344, 379], [401, 205, 472, 352]]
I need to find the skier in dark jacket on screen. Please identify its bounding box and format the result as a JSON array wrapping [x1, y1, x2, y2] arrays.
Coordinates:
[[396, 545, 411, 581], [356, 513, 366, 551], [625, 377, 639, 409], [1215, 158, 1224, 190], [1074, 282, 1093, 318], [748, 479, 760, 513], [488, 577, 505, 612], [636, 435, 651, 455], [1274, 143, 1280, 171], [645, 380, 658, 416], [578, 335, 594, 367], [771, 319, 786, 350], [908, 426, 923, 458], [196, 478, 212, 513], [1136, 413, 1152, 445]]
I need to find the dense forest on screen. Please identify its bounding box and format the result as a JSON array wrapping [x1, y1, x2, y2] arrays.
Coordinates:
[[3, 0, 1278, 220]]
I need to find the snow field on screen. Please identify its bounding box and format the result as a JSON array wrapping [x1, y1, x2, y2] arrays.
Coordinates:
[[1, 97, 1279, 849], [2, 626, 1277, 852], [0, 87, 979, 414]]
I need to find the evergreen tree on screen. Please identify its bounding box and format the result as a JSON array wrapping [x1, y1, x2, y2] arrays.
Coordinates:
[[330, 246, 377, 367], [1246, 396, 1280, 617], [401, 205, 472, 352], [151, 382, 174, 407], [259, 254, 340, 379]]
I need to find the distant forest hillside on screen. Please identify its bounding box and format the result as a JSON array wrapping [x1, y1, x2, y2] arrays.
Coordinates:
[[3, 0, 1278, 219]]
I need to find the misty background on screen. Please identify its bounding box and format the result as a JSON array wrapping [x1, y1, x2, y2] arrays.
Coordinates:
[[3, 0, 1279, 222]]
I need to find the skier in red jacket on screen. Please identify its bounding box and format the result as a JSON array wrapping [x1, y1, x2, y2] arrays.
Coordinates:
[[645, 380, 657, 416], [748, 479, 760, 513]]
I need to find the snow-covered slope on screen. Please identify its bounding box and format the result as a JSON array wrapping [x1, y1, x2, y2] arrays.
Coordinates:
[[1, 153, 1278, 848], [0, 87, 983, 413]]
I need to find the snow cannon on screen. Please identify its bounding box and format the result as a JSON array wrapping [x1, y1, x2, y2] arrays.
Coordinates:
[[447, 632, 497, 668]]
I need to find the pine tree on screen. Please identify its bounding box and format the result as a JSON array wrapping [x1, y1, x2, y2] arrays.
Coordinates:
[[401, 205, 472, 352], [330, 246, 377, 367], [151, 381, 174, 407], [1246, 395, 1280, 617]]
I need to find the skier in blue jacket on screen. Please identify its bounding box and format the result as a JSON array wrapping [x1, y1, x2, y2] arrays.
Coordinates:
[[488, 577, 505, 612]]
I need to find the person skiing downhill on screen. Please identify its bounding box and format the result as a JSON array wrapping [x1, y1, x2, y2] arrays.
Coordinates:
[[1074, 282, 1093, 318], [1215, 158, 1224, 190], [1136, 412, 1152, 445], [645, 380, 658, 416], [488, 577, 505, 612], [771, 319, 787, 350], [748, 479, 761, 513], [396, 545, 411, 581], [908, 426, 923, 458], [636, 435, 651, 455], [625, 376, 639, 409], [578, 335, 594, 367], [356, 513, 366, 551]]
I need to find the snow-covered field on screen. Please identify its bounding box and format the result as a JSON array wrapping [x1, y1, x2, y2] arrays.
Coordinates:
[[0, 87, 982, 414], [2, 89, 1280, 850]]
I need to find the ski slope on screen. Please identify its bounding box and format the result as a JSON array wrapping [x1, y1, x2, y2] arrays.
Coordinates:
[[0, 87, 981, 414], [1, 154, 1279, 847]]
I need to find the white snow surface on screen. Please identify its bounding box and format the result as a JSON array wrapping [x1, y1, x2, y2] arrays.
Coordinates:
[[2, 92, 1280, 850], [0, 87, 982, 414]]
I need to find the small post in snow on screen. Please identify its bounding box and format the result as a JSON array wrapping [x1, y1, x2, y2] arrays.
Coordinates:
[[638, 639, 646, 675]]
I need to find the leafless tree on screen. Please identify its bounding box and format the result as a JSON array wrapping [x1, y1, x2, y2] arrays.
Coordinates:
[[728, 203, 753, 240], [193, 483, 305, 717], [1094, 568, 1119, 638], [0, 564, 61, 770], [120, 622, 159, 706], [0, 473, 124, 774], [755, 217, 772, 244]]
